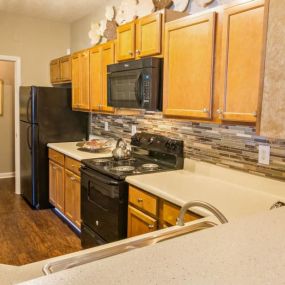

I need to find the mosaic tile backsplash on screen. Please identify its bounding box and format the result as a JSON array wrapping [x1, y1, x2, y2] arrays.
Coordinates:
[[90, 113, 285, 181]]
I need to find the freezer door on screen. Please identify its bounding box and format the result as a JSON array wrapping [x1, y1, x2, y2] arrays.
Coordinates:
[[20, 86, 38, 124], [20, 121, 38, 207]]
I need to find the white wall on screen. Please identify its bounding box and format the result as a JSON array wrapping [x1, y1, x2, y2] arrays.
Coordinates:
[[0, 11, 71, 86]]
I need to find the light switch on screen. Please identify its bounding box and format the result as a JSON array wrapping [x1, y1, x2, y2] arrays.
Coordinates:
[[104, 122, 109, 131], [131, 125, 137, 136], [258, 144, 270, 165]]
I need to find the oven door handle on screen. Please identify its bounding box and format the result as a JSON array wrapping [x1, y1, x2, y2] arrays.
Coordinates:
[[81, 167, 119, 186]]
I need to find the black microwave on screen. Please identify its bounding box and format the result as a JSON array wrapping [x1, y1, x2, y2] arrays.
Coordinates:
[[107, 57, 162, 111]]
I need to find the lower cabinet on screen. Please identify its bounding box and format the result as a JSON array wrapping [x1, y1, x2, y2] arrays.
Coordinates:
[[128, 185, 201, 238], [49, 149, 81, 229]]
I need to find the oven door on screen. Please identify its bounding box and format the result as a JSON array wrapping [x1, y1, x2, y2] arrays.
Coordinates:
[[81, 167, 128, 243], [107, 69, 144, 108]]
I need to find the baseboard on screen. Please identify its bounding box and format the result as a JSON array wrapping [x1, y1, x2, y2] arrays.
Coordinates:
[[0, 172, 15, 179]]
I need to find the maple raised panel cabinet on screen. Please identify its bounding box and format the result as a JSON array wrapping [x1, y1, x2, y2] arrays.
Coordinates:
[[71, 50, 90, 111], [116, 9, 187, 62], [219, 0, 268, 123], [90, 41, 115, 113], [163, 12, 216, 119], [50, 56, 71, 84]]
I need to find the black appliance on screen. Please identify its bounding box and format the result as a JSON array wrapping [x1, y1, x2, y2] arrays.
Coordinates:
[[20, 86, 88, 209], [80, 132, 184, 248], [107, 57, 162, 111]]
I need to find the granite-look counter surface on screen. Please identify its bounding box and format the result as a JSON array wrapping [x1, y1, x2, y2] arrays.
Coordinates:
[[126, 159, 285, 219], [47, 142, 113, 161], [18, 207, 285, 285]]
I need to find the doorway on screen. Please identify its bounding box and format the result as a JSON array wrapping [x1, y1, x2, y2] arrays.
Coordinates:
[[0, 56, 21, 194]]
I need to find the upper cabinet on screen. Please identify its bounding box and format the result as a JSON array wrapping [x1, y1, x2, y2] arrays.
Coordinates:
[[219, 0, 268, 123], [163, 12, 216, 119], [71, 50, 90, 111], [116, 9, 187, 62], [90, 41, 115, 113], [50, 56, 71, 84]]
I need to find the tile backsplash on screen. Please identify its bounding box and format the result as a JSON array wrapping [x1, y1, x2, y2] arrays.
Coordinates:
[[90, 113, 285, 181]]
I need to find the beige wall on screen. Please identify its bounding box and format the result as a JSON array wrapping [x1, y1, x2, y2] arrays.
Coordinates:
[[0, 11, 71, 86], [0, 61, 15, 174], [70, 0, 233, 52], [260, 0, 285, 139]]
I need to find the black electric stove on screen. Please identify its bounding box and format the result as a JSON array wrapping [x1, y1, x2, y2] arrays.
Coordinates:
[[80, 133, 184, 249]]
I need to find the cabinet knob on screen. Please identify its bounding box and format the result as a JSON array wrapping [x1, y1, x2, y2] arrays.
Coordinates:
[[52, 166, 57, 170], [70, 176, 76, 181], [95, 220, 99, 226], [216, 108, 223, 114], [128, 51, 133, 56], [252, 111, 257, 117], [148, 224, 154, 229], [202, 108, 209, 113], [137, 198, 143, 203], [136, 49, 141, 55]]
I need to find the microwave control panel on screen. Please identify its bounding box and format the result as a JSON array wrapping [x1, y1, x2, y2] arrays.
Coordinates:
[[142, 74, 151, 107]]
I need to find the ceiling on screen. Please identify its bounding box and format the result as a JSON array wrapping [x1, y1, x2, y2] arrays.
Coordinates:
[[0, 0, 103, 23]]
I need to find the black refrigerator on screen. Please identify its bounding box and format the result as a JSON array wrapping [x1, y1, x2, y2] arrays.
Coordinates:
[[20, 86, 88, 209]]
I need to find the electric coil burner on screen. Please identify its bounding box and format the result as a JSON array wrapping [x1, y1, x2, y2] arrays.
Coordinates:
[[80, 133, 184, 248]]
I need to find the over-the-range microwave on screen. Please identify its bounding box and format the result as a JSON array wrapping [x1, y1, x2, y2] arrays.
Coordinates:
[[107, 57, 162, 111]]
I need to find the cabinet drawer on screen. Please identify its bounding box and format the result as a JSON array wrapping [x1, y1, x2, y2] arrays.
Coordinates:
[[48, 149, 64, 166], [129, 186, 158, 216], [65, 156, 81, 176], [162, 201, 201, 226]]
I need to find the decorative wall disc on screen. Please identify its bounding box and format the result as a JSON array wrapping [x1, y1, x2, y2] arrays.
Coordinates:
[[152, 0, 173, 10], [172, 0, 189, 12], [136, 0, 155, 18], [194, 0, 214, 7]]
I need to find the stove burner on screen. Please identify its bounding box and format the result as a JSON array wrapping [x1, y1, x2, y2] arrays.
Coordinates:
[[142, 163, 159, 169], [93, 158, 113, 164], [112, 166, 135, 172]]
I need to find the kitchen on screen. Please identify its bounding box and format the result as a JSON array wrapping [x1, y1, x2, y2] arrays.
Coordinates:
[[1, 0, 285, 284]]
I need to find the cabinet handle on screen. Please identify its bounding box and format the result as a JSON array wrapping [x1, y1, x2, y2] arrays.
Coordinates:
[[202, 108, 209, 113], [137, 198, 143, 203], [252, 111, 257, 117], [135, 49, 141, 55], [52, 166, 57, 170], [70, 176, 76, 181], [216, 108, 223, 114], [128, 51, 133, 56], [148, 224, 154, 229]]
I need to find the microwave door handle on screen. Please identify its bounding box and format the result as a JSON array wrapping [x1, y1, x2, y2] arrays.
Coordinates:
[[135, 73, 143, 106]]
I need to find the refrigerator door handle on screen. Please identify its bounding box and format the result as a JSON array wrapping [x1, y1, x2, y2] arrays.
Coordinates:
[[27, 125, 32, 151], [27, 96, 32, 123]]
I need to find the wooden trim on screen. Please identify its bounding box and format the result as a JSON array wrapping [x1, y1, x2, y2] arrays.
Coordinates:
[[0, 172, 15, 179], [0, 79, 3, 116]]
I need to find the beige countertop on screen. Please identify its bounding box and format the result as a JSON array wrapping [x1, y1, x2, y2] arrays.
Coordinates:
[[47, 141, 113, 161], [17, 207, 285, 285], [126, 159, 285, 219]]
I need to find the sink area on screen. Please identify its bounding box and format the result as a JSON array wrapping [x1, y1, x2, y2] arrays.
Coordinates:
[[42, 220, 217, 275]]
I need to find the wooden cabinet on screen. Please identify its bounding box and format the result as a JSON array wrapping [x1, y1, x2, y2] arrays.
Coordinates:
[[50, 56, 71, 84], [65, 170, 81, 228], [219, 0, 267, 123], [128, 185, 201, 238], [90, 41, 115, 112], [49, 160, 65, 213], [163, 12, 216, 119], [116, 9, 186, 62], [72, 50, 90, 111], [49, 149, 82, 229], [128, 206, 157, 237]]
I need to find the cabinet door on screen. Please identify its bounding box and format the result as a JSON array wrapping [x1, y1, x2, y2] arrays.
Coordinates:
[[101, 42, 115, 113], [50, 59, 60, 84], [49, 161, 57, 206], [127, 206, 157, 238], [60, 56, 71, 82], [136, 13, 162, 58], [90, 46, 102, 111], [71, 53, 80, 109], [163, 12, 216, 119], [117, 22, 136, 61], [65, 170, 81, 228], [220, 0, 266, 123], [49, 160, 64, 213], [79, 50, 90, 110]]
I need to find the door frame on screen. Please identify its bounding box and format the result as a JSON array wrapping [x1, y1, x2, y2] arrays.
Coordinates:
[[0, 55, 21, 194]]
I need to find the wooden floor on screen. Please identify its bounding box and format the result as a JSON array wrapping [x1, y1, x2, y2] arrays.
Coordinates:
[[0, 178, 81, 266]]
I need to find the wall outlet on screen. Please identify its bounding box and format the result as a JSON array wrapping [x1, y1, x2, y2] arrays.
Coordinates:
[[104, 122, 109, 131], [258, 144, 270, 165], [131, 125, 137, 136]]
